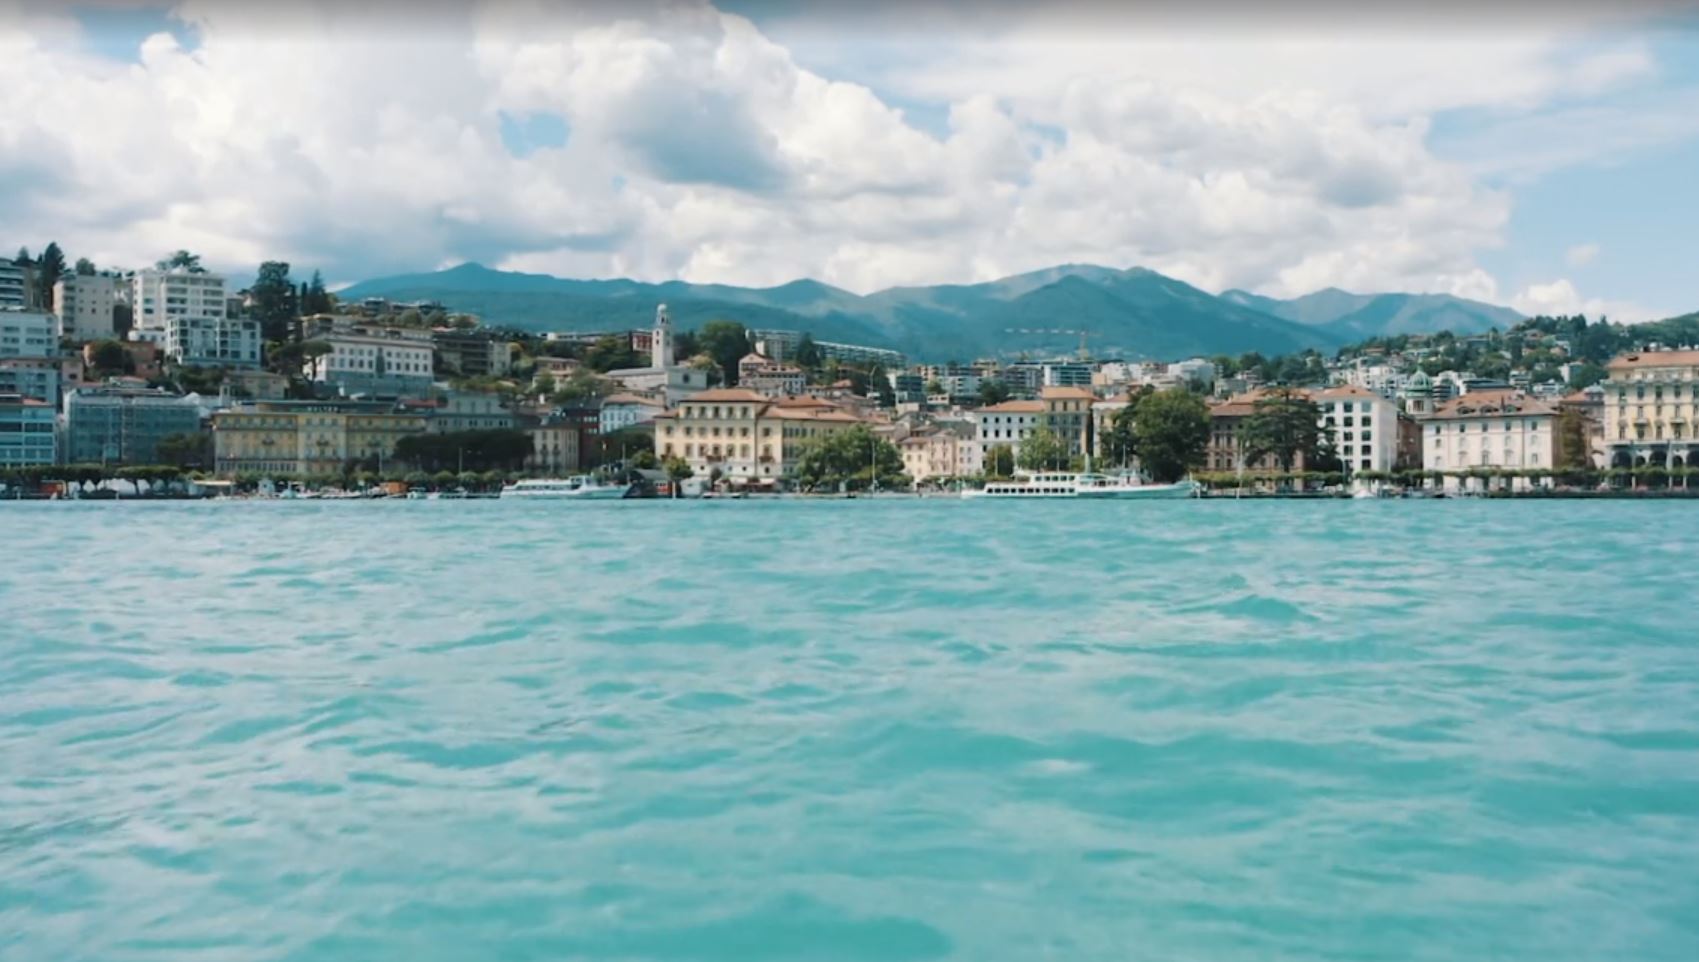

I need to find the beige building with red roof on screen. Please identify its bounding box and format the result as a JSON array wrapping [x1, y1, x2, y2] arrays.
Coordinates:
[[1601, 350, 1699, 469], [1421, 390, 1557, 485], [652, 389, 866, 486]]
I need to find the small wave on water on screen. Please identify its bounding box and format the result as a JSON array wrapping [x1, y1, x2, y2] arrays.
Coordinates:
[[3, 499, 1699, 961]]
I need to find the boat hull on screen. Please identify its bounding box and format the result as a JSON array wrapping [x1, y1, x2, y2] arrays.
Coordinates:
[[1074, 480, 1200, 499]]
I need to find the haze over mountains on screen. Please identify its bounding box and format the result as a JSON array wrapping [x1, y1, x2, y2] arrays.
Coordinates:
[[340, 263, 1524, 362]]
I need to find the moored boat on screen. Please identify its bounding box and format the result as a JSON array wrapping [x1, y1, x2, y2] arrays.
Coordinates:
[[499, 477, 631, 500]]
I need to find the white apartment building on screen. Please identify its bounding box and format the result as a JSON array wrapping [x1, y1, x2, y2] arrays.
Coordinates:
[[1422, 391, 1557, 488], [53, 274, 120, 342], [308, 328, 435, 396], [167, 316, 263, 368], [973, 399, 1043, 457], [0, 309, 55, 358], [1315, 385, 1399, 473], [132, 267, 228, 340], [131, 268, 261, 367], [0, 263, 28, 309]]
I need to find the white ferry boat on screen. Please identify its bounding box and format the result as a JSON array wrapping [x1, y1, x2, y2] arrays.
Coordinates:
[[499, 477, 631, 500], [963, 471, 1200, 500], [962, 471, 1082, 499]]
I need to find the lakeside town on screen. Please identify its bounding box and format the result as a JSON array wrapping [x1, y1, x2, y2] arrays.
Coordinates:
[[3, 246, 1698, 500]]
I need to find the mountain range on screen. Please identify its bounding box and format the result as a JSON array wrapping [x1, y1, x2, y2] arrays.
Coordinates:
[[338, 262, 1523, 362]]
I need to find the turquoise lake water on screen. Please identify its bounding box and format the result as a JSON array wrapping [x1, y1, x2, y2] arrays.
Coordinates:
[[2, 499, 1698, 961]]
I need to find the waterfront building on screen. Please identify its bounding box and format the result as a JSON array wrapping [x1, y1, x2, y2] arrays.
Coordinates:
[[1557, 384, 1607, 469], [62, 384, 203, 465], [52, 274, 120, 342], [1090, 393, 1137, 469], [0, 309, 55, 358], [1314, 385, 1399, 473], [305, 320, 435, 396], [1600, 350, 1699, 470], [652, 389, 864, 486], [432, 329, 513, 378], [1422, 390, 1557, 487], [1040, 385, 1095, 457], [211, 400, 428, 476], [0, 262, 28, 309], [1396, 413, 1423, 471], [600, 393, 665, 434], [521, 406, 601, 474], [898, 421, 976, 483], [0, 393, 57, 466], [972, 398, 1043, 459]]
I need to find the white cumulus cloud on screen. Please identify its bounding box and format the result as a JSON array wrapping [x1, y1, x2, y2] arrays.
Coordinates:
[[0, 0, 1684, 308]]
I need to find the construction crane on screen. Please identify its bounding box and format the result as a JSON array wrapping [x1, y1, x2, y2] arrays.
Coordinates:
[[1002, 328, 1095, 361]]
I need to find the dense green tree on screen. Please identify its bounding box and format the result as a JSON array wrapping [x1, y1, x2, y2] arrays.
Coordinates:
[[1016, 425, 1071, 472], [984, 443, 1016, 479], [303, 270, 332, 314], [87, 339, 130, 375], [673, 329, 701, 362], [112, 303, 134, 338], [1239, 387, 1325, 473], [158, 250, 204, 272], [793, 425, 903, 491], [35, 242, 65, 305], [866, 364, 896, 406], [250, 261, 298, 342], [794, 333, 822, 371], [699, 319, 752, 385], [977, 379, 1013, 406], [1556, 409, 1592, 470], [1099, 386, 1153, 468], [394, 429, 532, 473], [1132, 388, 1210, 483], [74, 257, 96, 276], [584, 335, 643, 372], [156, 431, 213, 469], [13, 247, 29, 266]]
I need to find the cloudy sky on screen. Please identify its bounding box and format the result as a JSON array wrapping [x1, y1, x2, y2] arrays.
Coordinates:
[[3, 0, 1696, 319]]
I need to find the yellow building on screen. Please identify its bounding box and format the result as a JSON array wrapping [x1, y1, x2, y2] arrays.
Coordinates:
[[1040, 385, 1095, 456], [653, 388, 863, 486], [212, 400, 427, 476], [1602, 350, 1699, 469]]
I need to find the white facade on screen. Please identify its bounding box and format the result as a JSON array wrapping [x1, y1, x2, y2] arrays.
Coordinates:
[[1316, 386, 1399, 473], [651, 304, 674, 368], [1422, 392, 1557, 485], [310, 332, 434, 394], [132, 268, 228, 340], [600, 395, 665, 434], [0, 309, 55, 358], [0, 263, 27, 309], [972, 401, 1043, 458], [53, 274, 120, 342], [166, 316, 262, 368]]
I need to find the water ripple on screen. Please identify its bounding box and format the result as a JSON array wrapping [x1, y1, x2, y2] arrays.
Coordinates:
[[2, 499, 1698, 960]]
